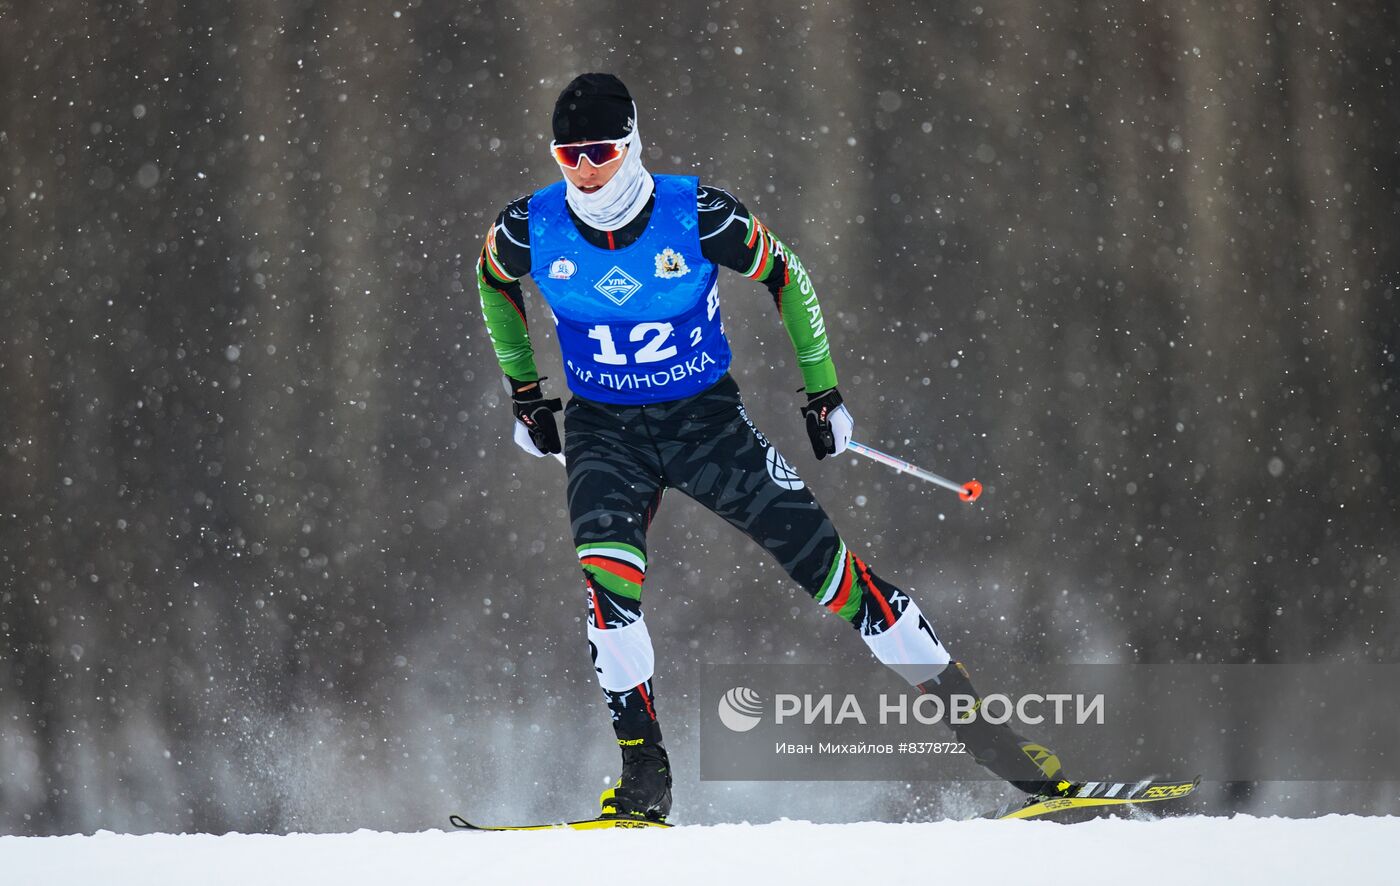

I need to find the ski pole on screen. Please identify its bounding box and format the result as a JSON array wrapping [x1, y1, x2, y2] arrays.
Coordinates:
[[846, 439, 983, 502]]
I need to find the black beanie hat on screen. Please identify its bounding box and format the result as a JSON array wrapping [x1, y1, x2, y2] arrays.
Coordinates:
[[552, 73, 634, 143]]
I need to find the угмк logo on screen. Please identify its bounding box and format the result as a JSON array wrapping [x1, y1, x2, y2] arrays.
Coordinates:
[[718, 686, 764, 732]]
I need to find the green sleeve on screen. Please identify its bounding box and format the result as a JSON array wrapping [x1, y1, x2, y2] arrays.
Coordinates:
[[476, 247, 539, 383], [743, 217, 838, 393]]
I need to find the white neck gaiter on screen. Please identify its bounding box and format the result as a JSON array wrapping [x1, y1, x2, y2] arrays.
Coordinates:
[[562, 116, 654, 232]]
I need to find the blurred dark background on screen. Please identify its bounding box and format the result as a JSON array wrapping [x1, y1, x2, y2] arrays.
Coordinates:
[[2, 0, 1397, 835]]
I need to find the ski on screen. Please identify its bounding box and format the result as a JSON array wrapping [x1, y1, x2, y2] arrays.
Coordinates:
[[979, 776, 1201, 822], [448, 814, 672, 832]]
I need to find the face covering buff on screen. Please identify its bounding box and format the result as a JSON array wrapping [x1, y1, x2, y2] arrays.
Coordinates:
[[562, 106, 653, 232]]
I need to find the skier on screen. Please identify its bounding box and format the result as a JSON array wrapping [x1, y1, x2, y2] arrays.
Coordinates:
[[476, 74, 1069, 822]]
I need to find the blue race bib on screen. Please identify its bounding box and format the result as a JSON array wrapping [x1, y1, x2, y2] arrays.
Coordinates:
[[529, 175, 732, 404]]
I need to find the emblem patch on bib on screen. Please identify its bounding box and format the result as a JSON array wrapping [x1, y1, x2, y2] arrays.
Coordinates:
[[594, 266, 643, 305], [654, 248, 690, 279], [548, 257, 577, 280]]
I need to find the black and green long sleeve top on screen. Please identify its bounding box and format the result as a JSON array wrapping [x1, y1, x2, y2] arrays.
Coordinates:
[[477, 182, 837, 394]]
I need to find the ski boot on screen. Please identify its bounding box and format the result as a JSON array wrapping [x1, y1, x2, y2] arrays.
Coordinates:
[[919, 661, 1073, 797], [599, 723, 672, 822]]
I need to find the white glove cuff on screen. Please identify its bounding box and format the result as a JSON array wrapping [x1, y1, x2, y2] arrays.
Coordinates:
[[830, 404, 854, 456]]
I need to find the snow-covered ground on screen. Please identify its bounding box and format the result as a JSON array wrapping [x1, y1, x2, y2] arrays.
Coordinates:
[[2, 815, 1392, 886]]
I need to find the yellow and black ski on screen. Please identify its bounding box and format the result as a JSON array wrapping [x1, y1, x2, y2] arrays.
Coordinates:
[[448, 814, 671, 832], [450, 777, 1198, 829], [982, 776, 1201, 821]]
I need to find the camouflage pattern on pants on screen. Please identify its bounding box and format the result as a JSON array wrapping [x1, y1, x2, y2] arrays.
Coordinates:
[[565, 374, 920, 740], [565, 374, 913, 639]]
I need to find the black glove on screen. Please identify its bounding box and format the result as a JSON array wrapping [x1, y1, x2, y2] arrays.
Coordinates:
[[509, 378, 563, 457], [799, 387, 854, 460]]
